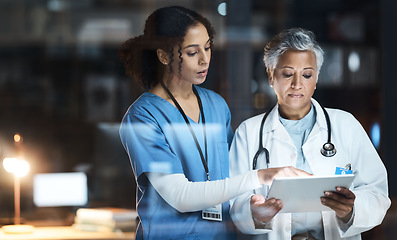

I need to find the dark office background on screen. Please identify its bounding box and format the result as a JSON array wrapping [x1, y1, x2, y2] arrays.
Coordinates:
[[0, 0, 396, 239]]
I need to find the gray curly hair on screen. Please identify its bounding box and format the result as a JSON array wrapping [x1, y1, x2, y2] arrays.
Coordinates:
[[264, 28, 324, 75]]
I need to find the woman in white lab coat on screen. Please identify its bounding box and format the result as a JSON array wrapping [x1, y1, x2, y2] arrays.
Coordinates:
[[229, 28, 390, 240]]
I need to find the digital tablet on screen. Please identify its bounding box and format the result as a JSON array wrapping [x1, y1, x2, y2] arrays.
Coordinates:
[[266, 174, 355, 213]]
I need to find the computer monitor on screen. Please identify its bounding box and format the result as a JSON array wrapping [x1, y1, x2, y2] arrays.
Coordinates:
[[33, 172, 88, 207]]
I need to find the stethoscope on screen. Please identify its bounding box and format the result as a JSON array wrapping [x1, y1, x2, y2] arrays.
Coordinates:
[[252, 104, 337, 170]]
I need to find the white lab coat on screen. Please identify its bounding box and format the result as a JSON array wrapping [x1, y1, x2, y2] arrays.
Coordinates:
[[229, 99, 390, 240]]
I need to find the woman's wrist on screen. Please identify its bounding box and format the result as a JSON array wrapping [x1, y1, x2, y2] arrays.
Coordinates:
[[252, 215, 272, 229], [257, 169, 269, 185]]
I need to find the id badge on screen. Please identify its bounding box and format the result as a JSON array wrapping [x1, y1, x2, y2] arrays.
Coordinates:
[[202, 204, 222, 221], [335, 167, 353, 175]]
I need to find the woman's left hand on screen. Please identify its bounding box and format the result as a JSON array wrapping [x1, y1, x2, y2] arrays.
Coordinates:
[[321, 187, 356, 223]]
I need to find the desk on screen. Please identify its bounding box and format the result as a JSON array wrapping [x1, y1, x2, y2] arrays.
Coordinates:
[[0, 226, 134, 240]]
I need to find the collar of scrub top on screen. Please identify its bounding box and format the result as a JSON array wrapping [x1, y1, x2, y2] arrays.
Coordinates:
[[161, 82, 210, 181]]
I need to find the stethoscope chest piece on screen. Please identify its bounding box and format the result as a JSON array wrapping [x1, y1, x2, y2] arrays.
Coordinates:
[[321, 142, 336, 157]]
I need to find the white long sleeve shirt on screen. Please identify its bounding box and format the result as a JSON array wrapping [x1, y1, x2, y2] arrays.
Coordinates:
[[147, 170, 261, 213]]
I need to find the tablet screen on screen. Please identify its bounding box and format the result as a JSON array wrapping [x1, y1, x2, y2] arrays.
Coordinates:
[[266, 175, 355, 213]]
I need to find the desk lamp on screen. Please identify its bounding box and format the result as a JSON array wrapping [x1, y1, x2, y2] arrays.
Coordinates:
[[1, 157, 35, 234]]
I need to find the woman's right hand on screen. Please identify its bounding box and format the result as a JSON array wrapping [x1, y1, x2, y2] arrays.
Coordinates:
[[250, 194, 282, 226], [257, 166, 311, 185]]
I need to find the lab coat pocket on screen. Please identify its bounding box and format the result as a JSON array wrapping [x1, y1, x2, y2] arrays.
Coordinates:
[[327, 152, 351, 174], [309, 149, 351, 176]]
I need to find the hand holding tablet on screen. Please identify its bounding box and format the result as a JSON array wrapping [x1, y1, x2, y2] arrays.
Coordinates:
[[266, 175, 355, 213]]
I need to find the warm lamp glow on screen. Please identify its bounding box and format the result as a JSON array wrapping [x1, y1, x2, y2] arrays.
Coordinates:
[[3, 158, 17, 173], [3, 158, 30, 177], [1, 135, 34, 234], [14, 133, 22, 143], [2, 157, 34, 233]]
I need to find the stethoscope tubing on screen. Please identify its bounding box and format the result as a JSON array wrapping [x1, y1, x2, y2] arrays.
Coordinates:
[[253, 103, 336, 170]]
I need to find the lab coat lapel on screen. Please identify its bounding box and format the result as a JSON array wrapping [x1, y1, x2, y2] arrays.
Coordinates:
[[302, 99, 335, 175], [265, 104, 294, 145], [265, 105, 297, 168]]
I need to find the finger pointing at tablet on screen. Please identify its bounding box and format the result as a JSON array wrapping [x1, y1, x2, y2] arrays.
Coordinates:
[[257, 166, 312, 185]]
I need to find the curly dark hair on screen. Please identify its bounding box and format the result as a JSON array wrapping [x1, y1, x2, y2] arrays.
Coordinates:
[[119, 6, 215, 90]]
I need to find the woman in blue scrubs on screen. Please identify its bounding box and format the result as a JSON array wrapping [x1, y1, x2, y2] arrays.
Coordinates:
[[118, 6, 308, 240]]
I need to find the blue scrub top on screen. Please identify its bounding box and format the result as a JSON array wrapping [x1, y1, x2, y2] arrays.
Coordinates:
[[120, 86, 234, 240]]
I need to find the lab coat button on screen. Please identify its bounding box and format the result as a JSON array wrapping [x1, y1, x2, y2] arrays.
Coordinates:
[[290, 153, 296, 159]]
